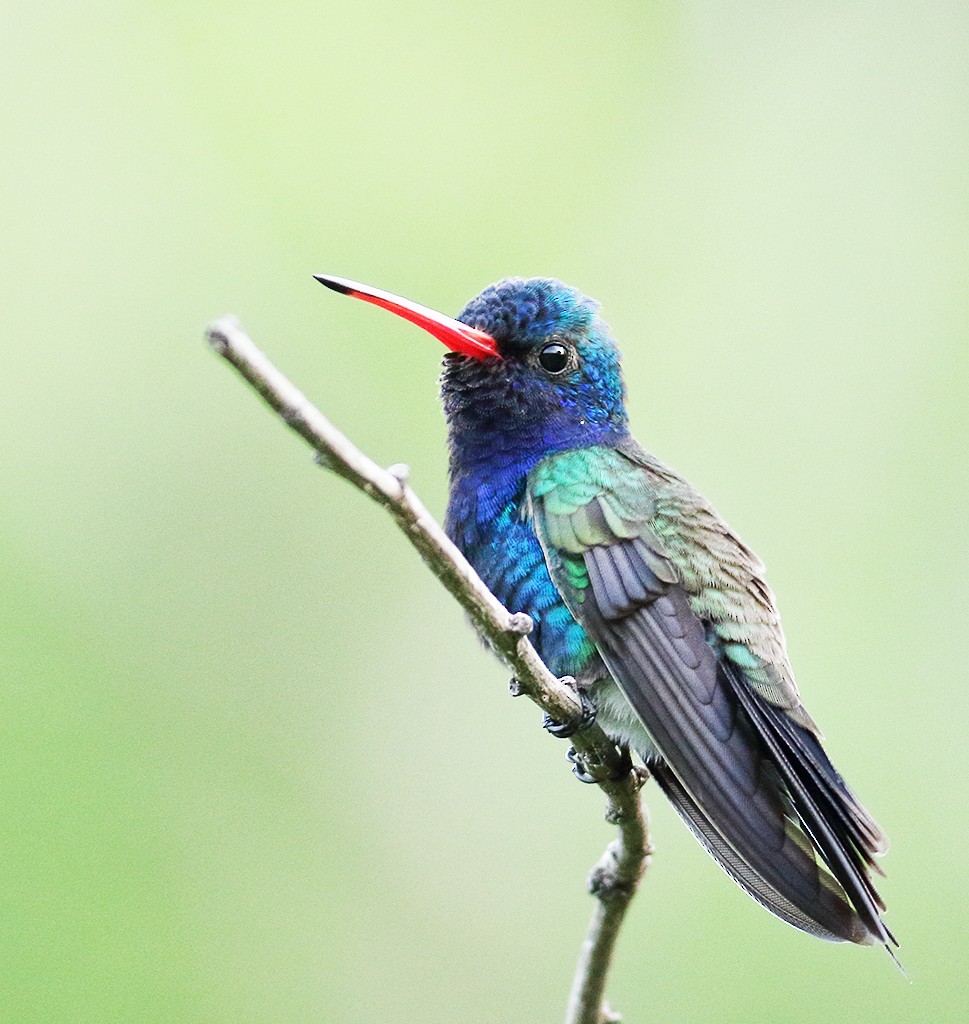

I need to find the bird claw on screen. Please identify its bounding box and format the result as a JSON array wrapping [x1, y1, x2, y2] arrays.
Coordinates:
[[566, 745, 602, 784], [567, 743, 634, 786], [542, 679, 597, 738]]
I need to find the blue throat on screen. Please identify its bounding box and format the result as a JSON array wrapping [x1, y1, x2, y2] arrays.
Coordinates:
[[443, 416, 626, 679]]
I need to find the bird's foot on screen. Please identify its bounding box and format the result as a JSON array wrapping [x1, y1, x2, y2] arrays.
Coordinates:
[[567, 743, 634, 785], [566, 745, 601, 784], [542, 678, 596, 738]]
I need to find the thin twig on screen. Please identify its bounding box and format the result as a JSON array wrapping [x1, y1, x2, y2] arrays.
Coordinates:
[[567, 762, 654, 1024], [206, 315, 652, 1024]]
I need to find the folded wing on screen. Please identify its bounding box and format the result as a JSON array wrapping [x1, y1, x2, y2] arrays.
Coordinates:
[[528, 445, 893, 950]]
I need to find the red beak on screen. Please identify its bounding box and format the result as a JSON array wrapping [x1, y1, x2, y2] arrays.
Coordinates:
[[314, 274, 500, 360]]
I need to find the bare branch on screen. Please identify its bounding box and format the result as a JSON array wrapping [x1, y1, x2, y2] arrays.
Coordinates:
[[567, 763, 654, 1024], [206, 315, 652, 1024]]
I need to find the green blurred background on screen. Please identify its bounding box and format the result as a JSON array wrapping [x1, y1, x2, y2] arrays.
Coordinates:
[[2, 2, 967, 1021]]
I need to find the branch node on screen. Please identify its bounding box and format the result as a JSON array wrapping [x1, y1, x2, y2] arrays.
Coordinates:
[[506, 611, 534, 636], [508, 676, 526, 697], [587, 842, 633, 904], [387, 462, 410, 484], [603, 801, 629, 827]]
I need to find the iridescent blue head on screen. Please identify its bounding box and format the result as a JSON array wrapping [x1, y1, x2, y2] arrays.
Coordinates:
[[444, 277, 628, 476], [313, 274, 630, 479]]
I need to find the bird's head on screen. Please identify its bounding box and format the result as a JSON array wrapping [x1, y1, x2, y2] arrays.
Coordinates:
[[316, 275, 629, 478]]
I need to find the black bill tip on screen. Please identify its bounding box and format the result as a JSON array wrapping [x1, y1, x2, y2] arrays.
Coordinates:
[[313, 274, 354, 295]]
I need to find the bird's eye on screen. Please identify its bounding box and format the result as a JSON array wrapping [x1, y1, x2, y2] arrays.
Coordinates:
[[538, 342, 571, 374]]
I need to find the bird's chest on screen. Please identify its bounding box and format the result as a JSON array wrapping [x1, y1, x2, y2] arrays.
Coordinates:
[[445, 480, 598, 679]]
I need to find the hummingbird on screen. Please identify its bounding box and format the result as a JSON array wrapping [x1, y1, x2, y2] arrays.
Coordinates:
[[315, 273, 895, 955]]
